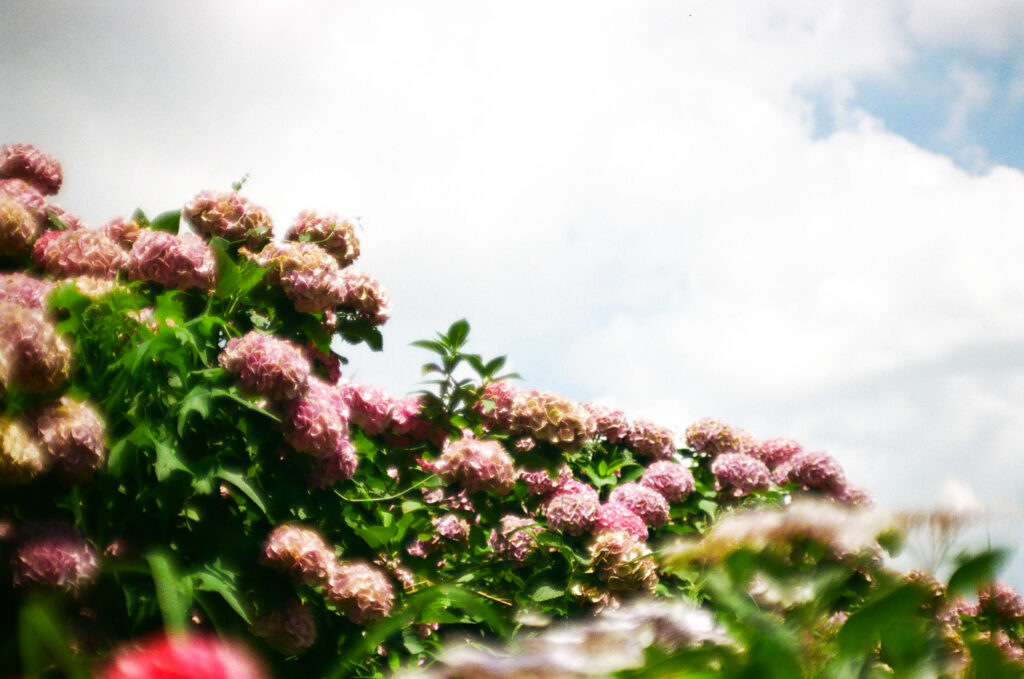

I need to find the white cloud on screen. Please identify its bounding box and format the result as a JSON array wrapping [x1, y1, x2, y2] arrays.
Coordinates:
[[903, 0, 1024, 52]]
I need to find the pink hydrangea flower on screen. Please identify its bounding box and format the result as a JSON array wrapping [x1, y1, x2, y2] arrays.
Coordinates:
[[475, 380, 518, 431], [517, 464, 573, 496], [184, 190, 273, 247], [787, 450, 846, 493], [337, 269, 391, 325], [0, 191, 41, 260], [711, 453, 771, 495], [542, 486, 600, 535], [32, 228, 126, 278], [0, 301, 71, 393], [640, 460, 695, 503], [979, 582, 1024, 623], [593, 502, 648, 541], [510, 389, 595, 452], [831, 485, 873, 507], [434, 434, 515, 495], [0, 177, 47, 219], [685, 418, 742, 457], [0, 272, 54, 310], [127, 229, 217, 291], [251, 600, 317, 655], [0, 143, 62, 195], [260, 523, 336, 587], [548, 477, 600, 501], [44, 203, 88, 230], [338, 382, 393, 436], [99, 634, 269, 679], [1, 416, 49, 485], [771, 459, 795, 487], [433, 513, 471, 544], [326, 561, 395, 624], [582, 403, 631, 443], [219, 331, 312, 401], [281, 378, 351, 459], [257, 241, 345, 314], [12, 522, 98, 592], [488, 515, 540, 563], [751, 437, 803, 468], [608, 482, 670, 527], [587, 530, 658, 592], [286, 211, 361, 267], [441, 488, 476, 512], [308, 438, 359, 488], [102, 217, 144, 248], [33, 395, 107, 479], [624, 418, 676, 460]]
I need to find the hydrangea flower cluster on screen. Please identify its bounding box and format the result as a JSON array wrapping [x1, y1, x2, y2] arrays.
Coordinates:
[[710, 453, 771, 496], [488, 515, 540, 563], [326, 561, 395, 624], [102, 216, 144, 248], [281, 378, 352, 460], [0, 301, 71, 393], [261, 523, 337, 587], [286, 211, 361, 267], [594, 502, 648, 541], [127, 229, 218, 291], [0, 271, 53, 310], [11, 521, 99, 592], [588, 530, 658, 593], [624, 418, 677, 460], [0, 416, 48, 485], [99, 634, 269, 679], [542, 481, 600, 535], [257, 241, 345, 314], [432, 513, 471, 544], [0, 143, 63, 195], [517, 464, 572, 496], [685, 417, 743, 457], [608, 482, 670, 527], [33, 395, 107, 479], [783, 450, 847, 493], [476, 380, 518, 430], [509, 389, 596, 452], [0, 191, 41, 260], [251, 600, 317, 655], [640, 460, 695, 503], [336, 269, 391, 325], [32, 228, 126, 278], [751, 437, 803, 468], [339, 382, 393, 436], [219, 331, 313, 401], [184, 189, 273, 247], [581, 403, 631, 443], [434, 433, 515, 495], [978, 582, 1024, 623]]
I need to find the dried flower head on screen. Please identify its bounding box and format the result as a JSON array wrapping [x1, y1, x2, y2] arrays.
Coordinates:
[[625, 419, 676, 460], [510, 390, 595, 452], [219, 331, 312, 401], [286, 211, 360, 267], [184, 190, 273, 247], [435, 434, 515, 495], [0, 302, 71, 393], [127, 229, 217, 291], [640, 460, 695, 504], [711, 453, 771, 496], [608, 482, 670, 527], [33, 396, 107, 479], [594, 502, 649, 541], [588, 530, 658, 592], [326, 561, 395, 624], [337, 269, 391, 325], [0, 191, 41, 260], [261, 523, 336, 587], [251, 600, 317, 655], [12, 522, 98, 592], [1, 416, 49, 485], [488, 515, 540, 563], [685, 418, 742, 457], [102, 217, 144, 248], [32, 228, 126, 278], [0, 143, 62, 195], [99, 634, 269, 679]]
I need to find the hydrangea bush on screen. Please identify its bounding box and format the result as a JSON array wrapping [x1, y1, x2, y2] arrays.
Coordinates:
[[0, 143, 1021, 679]]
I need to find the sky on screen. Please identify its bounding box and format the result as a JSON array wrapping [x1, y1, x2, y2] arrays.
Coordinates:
[[2, 1, 1023, 585]]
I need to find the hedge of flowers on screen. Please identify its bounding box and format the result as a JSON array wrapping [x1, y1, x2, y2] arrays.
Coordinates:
[[0, 143, 1021, 678]]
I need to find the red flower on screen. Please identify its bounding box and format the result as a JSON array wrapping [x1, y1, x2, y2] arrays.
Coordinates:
[[100, 634, 268, 679]]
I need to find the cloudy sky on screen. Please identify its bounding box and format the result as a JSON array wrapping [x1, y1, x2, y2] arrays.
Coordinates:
[[3, 1, 1023, 583]]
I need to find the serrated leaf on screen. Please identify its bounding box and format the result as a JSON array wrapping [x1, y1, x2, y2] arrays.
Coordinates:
[[153, 437, 191, 481], [530, 585, 563, 602], [177, 386, 212, 436]]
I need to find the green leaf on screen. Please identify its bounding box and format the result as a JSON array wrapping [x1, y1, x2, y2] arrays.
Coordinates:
[[153, 437, 191, 481], [339, 318, 384, 351], [947, 548, 1010, 596], [190, 563, 253, 624], [530, 584, 563, 602], [149, 209, 182, 233], [18, 597, 89, 679], [446, 318, 470, 348], [177, 386, 212, 436], [146, 550, 192, 633], [411, 339, 447, 355], [216, 468, 268, 516]]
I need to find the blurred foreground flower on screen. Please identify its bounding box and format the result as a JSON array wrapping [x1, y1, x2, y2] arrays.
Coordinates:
[[400, 598, 728, 679], [99, 633, 269, 679]]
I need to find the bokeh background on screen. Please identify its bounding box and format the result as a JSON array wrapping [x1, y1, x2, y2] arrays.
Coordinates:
[[3, 1, 1022, 583]]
